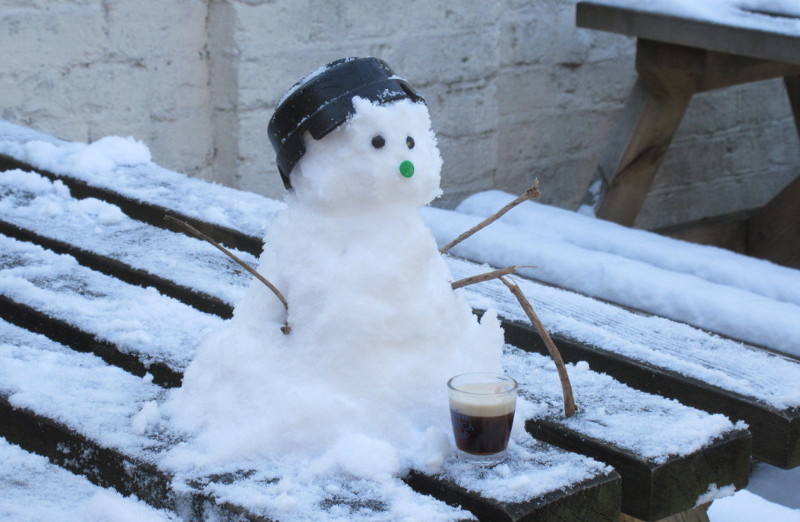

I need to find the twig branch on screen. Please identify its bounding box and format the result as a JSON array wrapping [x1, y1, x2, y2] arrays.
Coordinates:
[[164, 215, 291, 334], [500, 276, 576, 418], [439, 179, 540, 254], [451, 266, 517, 290]]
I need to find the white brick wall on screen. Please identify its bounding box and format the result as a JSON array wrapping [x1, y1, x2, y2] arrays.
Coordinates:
[[2, 0, 797, 229]]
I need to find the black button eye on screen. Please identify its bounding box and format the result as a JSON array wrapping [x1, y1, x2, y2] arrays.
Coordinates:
[[406, 136, 415, 149], [371, 135, 385, 149]]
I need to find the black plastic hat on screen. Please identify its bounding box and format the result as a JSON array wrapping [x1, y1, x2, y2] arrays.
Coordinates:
[[268, 57, 425, 190]]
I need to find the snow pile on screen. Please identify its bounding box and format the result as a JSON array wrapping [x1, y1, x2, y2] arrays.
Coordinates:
[[161, 97, 506, 480], [20, 135, 151, 176], [426, 191, 800, 358], [709, 490, 800, 521]]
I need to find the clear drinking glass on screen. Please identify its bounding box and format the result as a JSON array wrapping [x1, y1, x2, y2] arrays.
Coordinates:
[[447, 372, 518, 464]]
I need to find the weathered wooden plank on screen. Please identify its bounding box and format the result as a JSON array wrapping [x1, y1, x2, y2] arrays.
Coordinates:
[[636, 39, 800, 94], [0, 153, 264, 257], [405, 466, 621, 522], [586, 76, 691, 225], [501, 317, 799, 469], [0, 220, 235, 319], [0, 168, 255, 318], [0, 293, 182, 388], [786, 74, 800, 138], [527, 422, 749, 521], [503, 345, 750, 521], [576, 2, 800, 66], [0, 234, 222, 385]]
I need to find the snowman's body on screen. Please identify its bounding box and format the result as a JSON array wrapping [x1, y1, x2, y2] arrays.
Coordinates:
[[168, 96, 505, 469], [267, 96, 502, 371]]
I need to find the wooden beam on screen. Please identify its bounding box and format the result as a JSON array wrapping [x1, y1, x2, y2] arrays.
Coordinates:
[[502, 317, 800, 469], [527, 420, 749, 521], [785, 74, 800, 139], [636, 40, 800, 94], [591, 77, 691, 226], [576, 2, 800, 66]]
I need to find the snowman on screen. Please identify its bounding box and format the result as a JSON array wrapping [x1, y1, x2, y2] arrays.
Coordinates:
[[165, 58, 506, 473]]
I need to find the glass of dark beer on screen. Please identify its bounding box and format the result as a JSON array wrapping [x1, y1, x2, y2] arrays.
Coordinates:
[[447, 372, 518, 464]]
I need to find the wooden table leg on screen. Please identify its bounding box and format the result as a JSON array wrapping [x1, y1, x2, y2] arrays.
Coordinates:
[[743, 75, 800, 268], [785, 74, 800, 139], [579, 76, 691, 226]]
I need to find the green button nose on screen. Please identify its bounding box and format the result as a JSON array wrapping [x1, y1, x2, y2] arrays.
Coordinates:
[[399, 160, 415, 178]]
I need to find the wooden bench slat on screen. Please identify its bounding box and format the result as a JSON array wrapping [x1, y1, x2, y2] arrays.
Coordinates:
[[0, 438, 180, 521], [0, 169, 258, 318], [576, 1, 800, 66], [503, 346, 750, 520], [404, 457, 621, 522], [498, 307, 800, 471], [0, 234, 222, 382], [0, 153, 266, 257]]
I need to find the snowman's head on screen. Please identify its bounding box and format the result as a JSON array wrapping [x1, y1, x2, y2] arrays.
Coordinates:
[[291, 96, 443, 210]]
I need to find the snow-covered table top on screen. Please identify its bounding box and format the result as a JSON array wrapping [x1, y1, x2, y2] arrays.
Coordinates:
[[1, 119, 776, 519], [577, 0, 800, 65]]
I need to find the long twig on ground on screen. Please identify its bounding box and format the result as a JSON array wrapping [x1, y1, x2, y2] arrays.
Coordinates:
[[164, 214, 291, 334], [451, 266, 518, 290], [439, 179, 541, 255], [500, 276, 577, 418]]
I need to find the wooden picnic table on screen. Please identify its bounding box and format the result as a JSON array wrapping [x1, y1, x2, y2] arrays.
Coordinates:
[[1, 121, 781, 521], [577, 0, 800, 267]]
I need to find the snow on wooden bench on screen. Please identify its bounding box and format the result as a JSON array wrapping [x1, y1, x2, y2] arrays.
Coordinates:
[[0, 124, 761, 520], [425, 192, 800, 470], [443, 191, 800, 359], [0, 318, 621, 521], [0, 320, 478, 521], [0, 438, 177, 521]]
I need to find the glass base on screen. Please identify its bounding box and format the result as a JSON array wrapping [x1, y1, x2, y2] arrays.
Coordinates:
[[455, 448, 508, 466]]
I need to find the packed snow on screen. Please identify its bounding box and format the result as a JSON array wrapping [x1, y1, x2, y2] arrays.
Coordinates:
[[425, 191, 800, 359]]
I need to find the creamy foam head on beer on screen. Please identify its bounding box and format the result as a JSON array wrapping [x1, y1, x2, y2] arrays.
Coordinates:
[[449, 383, 516, 417]]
